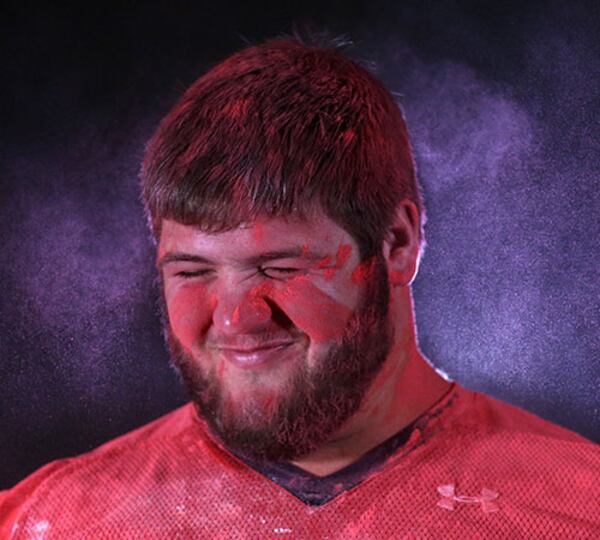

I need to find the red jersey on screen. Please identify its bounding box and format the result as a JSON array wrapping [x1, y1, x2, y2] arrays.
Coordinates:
[[1, 383, 598, 538]]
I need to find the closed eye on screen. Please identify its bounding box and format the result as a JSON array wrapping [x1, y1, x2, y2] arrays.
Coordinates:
[[174, 267, 302, 279], [261, 267, 302, 278], [175, 269, 213, 278]]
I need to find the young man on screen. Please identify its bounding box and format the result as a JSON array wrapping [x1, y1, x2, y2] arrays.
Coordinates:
[[2, 37, 598, 538]]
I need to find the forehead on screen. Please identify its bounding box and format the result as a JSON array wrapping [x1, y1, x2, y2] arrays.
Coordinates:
[[157, 214, 356, 261]]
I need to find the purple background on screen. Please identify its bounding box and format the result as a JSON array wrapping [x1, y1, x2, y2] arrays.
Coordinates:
[[1, 1, 598, 489]]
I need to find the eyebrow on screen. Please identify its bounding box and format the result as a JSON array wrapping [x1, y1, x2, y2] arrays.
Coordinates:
[[157, 248, 328, 271]]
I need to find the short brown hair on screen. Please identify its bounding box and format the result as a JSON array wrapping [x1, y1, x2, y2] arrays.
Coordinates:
[[141, 35, 425, 259]]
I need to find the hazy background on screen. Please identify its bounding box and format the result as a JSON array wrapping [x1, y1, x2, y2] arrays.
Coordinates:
[[1, 0, 598, 489]]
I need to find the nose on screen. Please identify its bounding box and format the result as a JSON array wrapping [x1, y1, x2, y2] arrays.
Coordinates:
[[212, 283, 273, 336]]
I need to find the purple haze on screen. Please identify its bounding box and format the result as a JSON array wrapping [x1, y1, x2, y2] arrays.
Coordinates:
[[0, 2, 598, 489]]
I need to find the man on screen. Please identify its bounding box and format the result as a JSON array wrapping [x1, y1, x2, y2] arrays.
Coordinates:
[[1, 36, 598, 538]]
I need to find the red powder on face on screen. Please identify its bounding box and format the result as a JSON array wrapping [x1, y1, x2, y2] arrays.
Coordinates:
[[270, 276, 353, 343], [246, 287, 273, 322], [317, 255, 336, 281], [168, 246, 356, 354], [317, 245, 353, 281], [351, 256, 380, 285], [335, 244, 353, 269], [316, 255, 334, 269], [252, 222, 264, 243], [209, 283, 273, 336], [254, 281, 275, 297], [168, 285, 215, 350]]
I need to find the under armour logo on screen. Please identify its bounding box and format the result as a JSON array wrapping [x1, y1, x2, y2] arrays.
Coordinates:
[[437, 484, 500, 513]]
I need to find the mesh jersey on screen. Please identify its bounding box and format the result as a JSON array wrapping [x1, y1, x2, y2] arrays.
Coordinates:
[[1, 383, 598, 539]]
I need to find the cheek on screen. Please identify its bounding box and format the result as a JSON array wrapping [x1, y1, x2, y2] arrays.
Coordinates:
[[351, 257, 377, 285], [270, 277, 354, 344], [167, 284, 215, 350]]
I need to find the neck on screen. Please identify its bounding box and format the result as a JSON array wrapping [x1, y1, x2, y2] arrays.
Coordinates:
[[290, 288, 451, 477]]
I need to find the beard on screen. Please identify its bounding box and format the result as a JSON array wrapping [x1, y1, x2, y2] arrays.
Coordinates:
[[163, 254, 394, 463]]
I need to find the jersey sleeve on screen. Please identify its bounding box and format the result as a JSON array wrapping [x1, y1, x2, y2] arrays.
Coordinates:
[[0, 459, 72, 539]]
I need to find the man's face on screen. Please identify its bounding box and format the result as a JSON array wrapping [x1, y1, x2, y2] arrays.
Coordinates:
[[158, 213, 394, 462]]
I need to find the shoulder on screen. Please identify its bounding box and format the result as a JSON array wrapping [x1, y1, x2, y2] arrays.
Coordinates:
[[448, 383, 599, 463], [462, 384, 600, 478], [435, 384, 599, 532], [418, 382, 599, 480], [0, 402, 201, 537], [457, 384, 597, 445]]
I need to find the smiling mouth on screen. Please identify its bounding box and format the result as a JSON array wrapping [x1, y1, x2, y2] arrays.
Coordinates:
[[216, 341, 296, 354], [217, 342, 296, 369]]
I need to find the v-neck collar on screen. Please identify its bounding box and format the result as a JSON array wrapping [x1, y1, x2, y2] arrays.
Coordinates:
[[227, 383, 458, 506]]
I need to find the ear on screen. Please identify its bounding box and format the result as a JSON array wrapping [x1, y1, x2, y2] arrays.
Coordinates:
[[382, 199, 422, 287]]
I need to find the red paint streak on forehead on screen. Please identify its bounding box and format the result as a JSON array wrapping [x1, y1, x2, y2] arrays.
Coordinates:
[[270, 276, 352, 343], [252, 221, 264, 244]]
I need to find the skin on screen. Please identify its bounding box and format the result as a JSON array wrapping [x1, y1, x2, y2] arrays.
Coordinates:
[[158, 199, 451, 476]]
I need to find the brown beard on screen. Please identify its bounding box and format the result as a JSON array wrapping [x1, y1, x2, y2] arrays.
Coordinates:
[[163, 254, 393, 463]]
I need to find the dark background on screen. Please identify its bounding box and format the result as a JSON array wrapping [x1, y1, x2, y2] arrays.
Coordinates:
[[1, 1, 598, 490]]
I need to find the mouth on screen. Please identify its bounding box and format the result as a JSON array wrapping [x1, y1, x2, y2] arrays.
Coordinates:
[[217, 342, 296, 370], [219, 341, 296, 353]]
